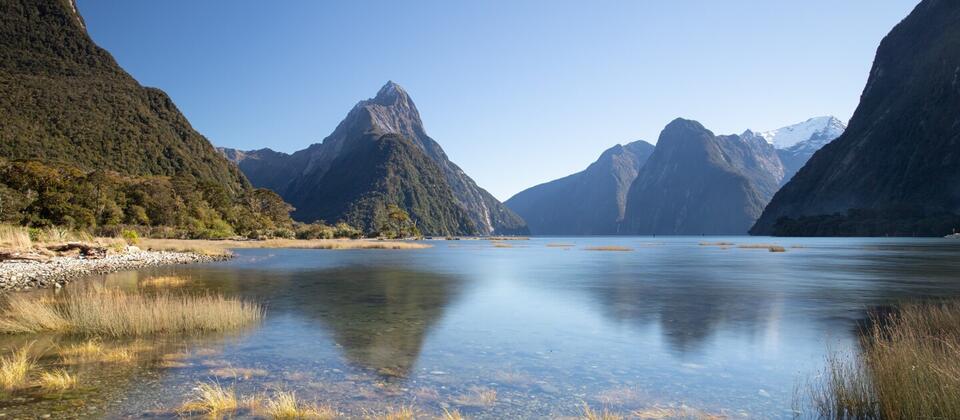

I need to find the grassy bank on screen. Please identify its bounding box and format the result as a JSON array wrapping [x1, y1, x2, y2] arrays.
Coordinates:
[[0, 287, 262, 337], [139, 237, 431, 256], [807, 300, 960, 418]]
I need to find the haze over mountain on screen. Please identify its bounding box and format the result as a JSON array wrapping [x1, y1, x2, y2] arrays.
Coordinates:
[[224, 82, 528, 236], [0, 0, 248, 193], [752, 0, 960, 237], [507, 115, 840, 236], [505, 141, 654, 235]]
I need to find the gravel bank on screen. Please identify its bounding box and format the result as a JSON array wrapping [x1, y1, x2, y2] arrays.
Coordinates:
[[0, 250, 227, 291]]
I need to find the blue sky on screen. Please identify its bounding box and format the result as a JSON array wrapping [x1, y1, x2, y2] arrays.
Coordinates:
[[78, 0, 919, 201]]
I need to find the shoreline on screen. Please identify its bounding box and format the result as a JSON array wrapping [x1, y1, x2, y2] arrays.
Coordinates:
[[0, 249, 228, 291]]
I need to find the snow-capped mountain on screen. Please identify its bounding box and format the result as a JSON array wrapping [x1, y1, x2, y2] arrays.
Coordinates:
[[756, 116, 846, 150], [751, 116, 846, 185]]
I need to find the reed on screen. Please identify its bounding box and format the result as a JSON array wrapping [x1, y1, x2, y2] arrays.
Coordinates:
[[0, 287, 262, 337], [0, 225, 32, 249], [808, 301, 960, 418], [179, 381, 239, 416], [261, 390, 337, 419], [580, 404, 624, 420], [139, 275, 189, 288], [139, 238, 431, 256], [38, 369, 77, 391], [0, 344, 36, 390]]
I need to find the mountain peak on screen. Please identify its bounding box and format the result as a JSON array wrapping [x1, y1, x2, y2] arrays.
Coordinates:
[[372, 81, 410, 105], [754, 116, 846, 149]]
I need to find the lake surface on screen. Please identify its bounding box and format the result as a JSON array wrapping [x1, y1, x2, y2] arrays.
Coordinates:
[[3, 237, 960, 418]]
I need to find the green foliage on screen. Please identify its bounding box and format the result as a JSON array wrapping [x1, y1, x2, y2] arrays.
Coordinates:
[[379, 204, 421, 239], [292, 221, 362, 240], [0, 159, 293, 239], [121, 229, 139, 245]]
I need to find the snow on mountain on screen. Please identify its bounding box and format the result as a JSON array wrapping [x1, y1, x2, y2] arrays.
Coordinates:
[[755, 116, 846, 150]]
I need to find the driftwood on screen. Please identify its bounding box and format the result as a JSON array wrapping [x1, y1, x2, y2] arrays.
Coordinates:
[[46, 242, 108, 259], [0, 251, 51, 262]]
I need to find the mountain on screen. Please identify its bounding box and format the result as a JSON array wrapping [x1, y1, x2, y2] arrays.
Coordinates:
[[755, 116, 846, 183], [622, 119, 782, 235], [752, 0, 960, 236], [0, 0, 248, 193], [224, 82, 527, 236], [505, 141, 654, 235]]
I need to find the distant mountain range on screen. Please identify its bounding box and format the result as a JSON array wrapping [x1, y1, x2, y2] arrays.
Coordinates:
[[505, 141, 654, 235], [752, 0, 960, 236], [223, 82, 528, 236], [507, 117, 843, 235]]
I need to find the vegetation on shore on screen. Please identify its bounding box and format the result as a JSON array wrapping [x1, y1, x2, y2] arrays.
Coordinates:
[[0, 287, 262, 337], [806, 300, 960, 418]]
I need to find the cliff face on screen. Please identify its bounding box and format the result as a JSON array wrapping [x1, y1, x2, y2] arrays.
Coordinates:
[[0, 0, 249, 194], [752, 0, 960, 236], [623, 119, 775, 235], [505, 141, 654, 235], [228, 82, 527, 235]]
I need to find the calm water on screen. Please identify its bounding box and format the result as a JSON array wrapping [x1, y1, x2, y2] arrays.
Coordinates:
[[3, 237, 960, 418]]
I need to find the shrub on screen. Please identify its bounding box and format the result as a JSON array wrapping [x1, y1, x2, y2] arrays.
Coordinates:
[[121, 229, 140, 245]]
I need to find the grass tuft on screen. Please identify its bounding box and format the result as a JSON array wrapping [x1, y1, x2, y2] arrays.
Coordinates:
[[179, 381, 239, 416], [0, 344, 36, 390], [0, 287, 262, 337], [580, 403, 624, 420], [261, 390, 337, 419], [38, 369, 77, 391]]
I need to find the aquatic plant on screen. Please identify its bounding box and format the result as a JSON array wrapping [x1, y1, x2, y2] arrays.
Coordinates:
[[38, 369, 77, 391], [0, 287, 262, 337], [0, 344, 36, 390], [580, 403, 624, 420], [808, 301, 960, 418], [139, 275, 189, 288], [366, 405, 416, 420], [138, 238, 430, 256], [261, 390, 337, 419], [179, 381, 239, 416]]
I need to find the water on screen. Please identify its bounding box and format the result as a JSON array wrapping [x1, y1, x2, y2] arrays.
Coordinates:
[[3, 237, 960, 418]]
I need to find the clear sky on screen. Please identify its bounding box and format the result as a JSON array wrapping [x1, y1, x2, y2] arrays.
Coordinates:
[[77, 0, 920, 201]]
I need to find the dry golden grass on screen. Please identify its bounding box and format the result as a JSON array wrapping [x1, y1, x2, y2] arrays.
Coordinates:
[[0, 344, 36, 390], [546, 243, 574, 248], [768, 245, 786, 252], [366, 406, 416, 420], [139, 275, 189, 288], [139, 238, 430, 257], [487, 236, 529, 241], [58, 339, 105, 364], [38, 369, 77, 391], [492, 242, 513, 248], [209, 366, 269, 380], [261, 390, 337, 419], [0, 287, 262, 337], [580, 404, 624, 420], [808, 301, 960, 419], [584, 246, 633, 252], [179, 381, 240, 416], [441, 408, 465, 420], [0, 225, 32, 249], [699, 241, 735, 246]]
